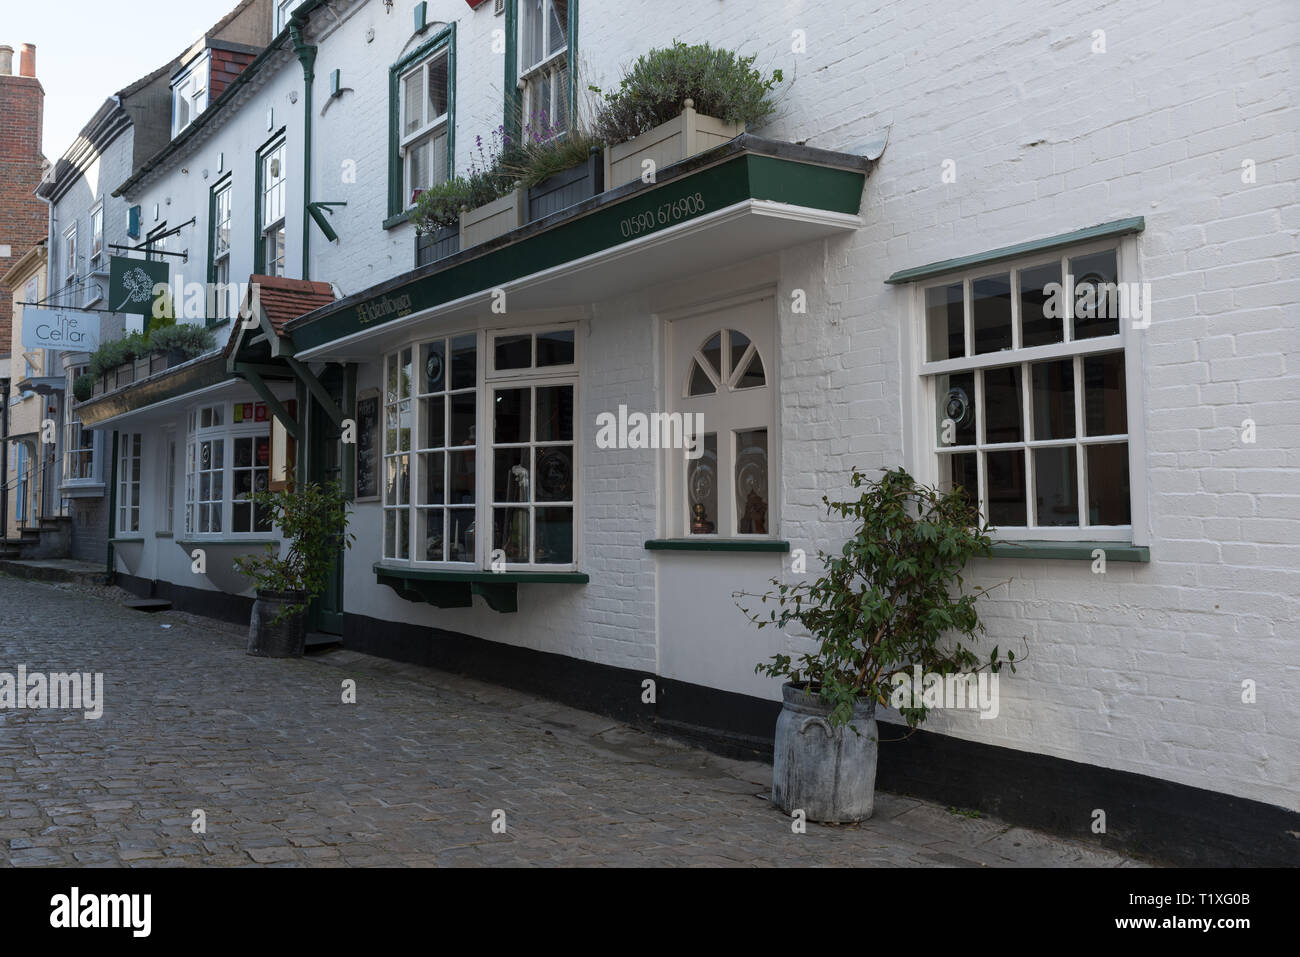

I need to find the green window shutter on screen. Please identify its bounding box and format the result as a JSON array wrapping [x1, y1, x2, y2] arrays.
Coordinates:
[[127, 205, 141, 239]]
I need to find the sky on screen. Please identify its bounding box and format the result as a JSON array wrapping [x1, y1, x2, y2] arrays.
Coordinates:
[[4, 0, 244, 163]]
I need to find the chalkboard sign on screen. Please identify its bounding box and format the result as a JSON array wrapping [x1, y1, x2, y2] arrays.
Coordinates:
[[355, 390, 380, 501]]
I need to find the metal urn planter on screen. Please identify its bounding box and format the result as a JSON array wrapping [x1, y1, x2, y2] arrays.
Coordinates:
[[247, 590, 308, 658], [771, 682, 878, 822]]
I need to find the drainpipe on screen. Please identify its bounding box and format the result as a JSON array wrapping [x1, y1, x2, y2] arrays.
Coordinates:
[[1, 375, 9, 537], [289, 16, 317, 281]]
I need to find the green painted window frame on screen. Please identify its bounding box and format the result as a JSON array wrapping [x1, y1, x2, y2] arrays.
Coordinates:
[[207, 173, 233, 329], [386, 24, 456, 223], [253, 129, 287, 275], [502, 0, 577, 142]]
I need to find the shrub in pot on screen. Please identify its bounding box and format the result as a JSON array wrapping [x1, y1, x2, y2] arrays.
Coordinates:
[[147, 323, 216, 367], [72, 373, 95, 403], [496, 117, 604, 221], [739, 467, 1017, 822], [234, 481, 355, 658], [593, 41, 784, 187]]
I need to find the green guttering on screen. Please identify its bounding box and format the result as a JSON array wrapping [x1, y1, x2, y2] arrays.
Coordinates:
[[884, 217, 1146, 285], [112, 0, 329, 200], [106, 431, 118, 583], [289, 12, 317, 279], [287, 136, 870, 351]]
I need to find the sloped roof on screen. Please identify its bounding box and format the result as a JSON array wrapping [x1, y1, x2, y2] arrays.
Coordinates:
[[225, 274, 336, 358]]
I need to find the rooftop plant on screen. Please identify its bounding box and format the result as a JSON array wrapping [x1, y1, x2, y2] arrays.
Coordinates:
[[592, 41, 784, 146]]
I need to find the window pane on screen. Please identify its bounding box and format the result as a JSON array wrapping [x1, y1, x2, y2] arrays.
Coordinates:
[[972, 273, 1013, 354], [535, 446, 572, 502], [688, 360, 716, 397], [448, 450, 475, 504], [936, 371, 976, 447], [1087, 443, 1131, 525], [736, 351, 766, 389], [548, 0, 568, 56], [422, 340, 446, 393], [729, 330, 751, 376], [1019, 262, 1064, 347], [1031, 359, 1075, 440], [983, 365, 1023, 443], [535, 385, 573, 442], [1083, 352, 1127, 436], [537, 329, 574, 366], [449, 393, 476, 447], [522, 0, 544, 68], [451, 335, 476, 390], [700, 333, 722, 378], [925, 283, 964, 361], [687, 432, 718, 534], [1071, 249, 1120, 339], [446, 508, 474, 562], [494, 388, 530, 444], [423, 396, 445, 449], [495, 335, 532, 370], [735, 429, 769, 534], [941, 451, 978, 508], [427, 53, 448, 119], [985, 450, 1026, 526], [403, 69, 423, 134], [494, 507, 530, 563], [423, 453, 445, 504], [423, 509, 445, 562], [495, 447, 529, 501], [1033, 446, 1078, 526], [535, 507, 572, 564]]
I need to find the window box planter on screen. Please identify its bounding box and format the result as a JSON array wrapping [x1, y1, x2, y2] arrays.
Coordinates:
[[92, 376, 107, 398], [133, 356, 152, 381], [459, 188, 526, 249], [112, 362, 136, 390], [415, 223, 460, 267], [526, 150, 604, 223], [603, 100, 743, 189]]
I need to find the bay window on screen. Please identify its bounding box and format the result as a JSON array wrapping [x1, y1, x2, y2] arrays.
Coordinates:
[[916, 242, 1140, 538], [185, 402, 274, 536], [381, 326, 578, 569]]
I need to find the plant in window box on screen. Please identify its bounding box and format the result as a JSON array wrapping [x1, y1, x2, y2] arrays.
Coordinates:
[[456, 127, 526, 248], [234, 480, 355, 658], [738, 467, 1020, 823], [497, 115, 605, 223], [592, 42, 785, 189], [147, 323, 217, 370]]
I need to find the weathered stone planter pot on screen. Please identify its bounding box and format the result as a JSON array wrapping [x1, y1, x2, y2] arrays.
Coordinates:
[[771, 682, 878, 822], [460, 188, 525, 249], [247, 589, 308, 658], [603, 100, 743, 189]]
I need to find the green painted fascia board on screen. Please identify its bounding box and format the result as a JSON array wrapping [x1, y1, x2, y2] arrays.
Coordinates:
[[291, 150, 866, 351], [645, 539, 790, 553], [387, 25, 456, 219], [985, 540, 1150, 562], [884, 217, 1146, 285]]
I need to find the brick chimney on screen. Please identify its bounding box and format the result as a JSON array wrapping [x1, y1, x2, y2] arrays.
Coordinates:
[[0, 41, 45, 349]]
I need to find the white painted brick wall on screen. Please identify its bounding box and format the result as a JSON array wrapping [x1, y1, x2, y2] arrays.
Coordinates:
[[103, 0, 1300, 812]]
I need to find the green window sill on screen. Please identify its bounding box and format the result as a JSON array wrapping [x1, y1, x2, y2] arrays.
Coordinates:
[[383, 210, 413, 230], [155, 531, 174, 539], [175, 537, 280, 550], [985, 540, 1150, 562], [374, 563, 589, 614], [109, 536, 145, 544], [645, 539, 791, 553]]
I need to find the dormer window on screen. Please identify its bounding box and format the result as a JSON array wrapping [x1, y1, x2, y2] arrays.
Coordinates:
[[275, 0, 307, 33], [172, 54, 210, 137]]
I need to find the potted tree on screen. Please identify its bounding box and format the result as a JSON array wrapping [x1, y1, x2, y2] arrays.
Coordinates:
[[739, 467, 1017, 822], [234, 481, 355, 658], [594, 42, 784, 189]]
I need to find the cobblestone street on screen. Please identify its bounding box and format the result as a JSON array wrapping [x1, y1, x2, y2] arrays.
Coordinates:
[[0, 575, 1145, 867]]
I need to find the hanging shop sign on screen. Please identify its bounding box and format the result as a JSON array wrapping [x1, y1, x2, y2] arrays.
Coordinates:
[[108, 256, 170, 316], [20, 306, 101, 352]]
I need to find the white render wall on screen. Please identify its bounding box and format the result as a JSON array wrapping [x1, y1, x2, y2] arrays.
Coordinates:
[[113, 0, 1298, 812]]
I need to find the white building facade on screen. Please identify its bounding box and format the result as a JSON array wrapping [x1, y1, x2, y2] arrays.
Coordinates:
[[72, 0, 1300, 865]]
